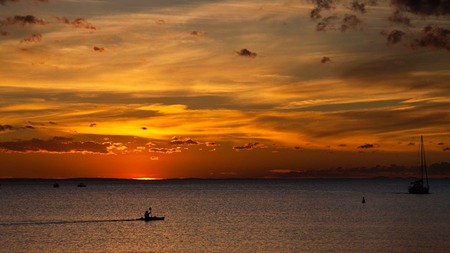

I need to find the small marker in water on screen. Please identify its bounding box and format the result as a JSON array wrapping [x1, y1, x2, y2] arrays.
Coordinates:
[[362, 196, 366, 203]]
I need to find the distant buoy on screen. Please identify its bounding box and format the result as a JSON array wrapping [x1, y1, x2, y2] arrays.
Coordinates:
[[362, 197, 366, 204]]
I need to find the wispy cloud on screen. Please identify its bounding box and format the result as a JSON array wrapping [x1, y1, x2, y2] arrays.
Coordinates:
[[1, 15, 47, 26], [20, 33, 42, 43], [57, 17, 96, 30], [233, 142, 261, 151], [0, 137, 110, 153]]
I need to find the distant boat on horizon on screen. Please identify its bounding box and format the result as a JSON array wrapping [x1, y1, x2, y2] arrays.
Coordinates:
[[408, 136, 429, 194], [77, 183, 87, 187]]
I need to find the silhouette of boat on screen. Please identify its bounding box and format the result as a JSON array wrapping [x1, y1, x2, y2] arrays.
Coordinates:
[[136, 216, 165, 221], [77, 183, 87, 187], [408, 136, 429, 194], [53, 183, 60, 188]]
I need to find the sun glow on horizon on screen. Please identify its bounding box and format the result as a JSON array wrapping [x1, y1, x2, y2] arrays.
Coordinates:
[[132, 177, 163, 181]]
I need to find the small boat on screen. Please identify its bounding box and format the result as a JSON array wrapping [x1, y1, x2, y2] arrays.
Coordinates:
[[53, 183, 60, 188], [77, 183, 87, 187], [136, 216, 165, 221], [408, 136, 430, 194]]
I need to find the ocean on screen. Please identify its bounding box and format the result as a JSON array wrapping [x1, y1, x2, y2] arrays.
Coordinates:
[[1, 179, 449, 252]]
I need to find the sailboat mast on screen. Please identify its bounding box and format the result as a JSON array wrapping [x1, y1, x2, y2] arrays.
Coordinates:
[[421, 136, 424, 181], [422, 136, 429, 187]]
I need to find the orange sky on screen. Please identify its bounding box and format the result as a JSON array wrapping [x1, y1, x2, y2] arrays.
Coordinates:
[[1, 0, 449, 179]]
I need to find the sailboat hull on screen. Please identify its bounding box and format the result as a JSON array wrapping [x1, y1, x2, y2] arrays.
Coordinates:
[[408, 185, 429, 194]]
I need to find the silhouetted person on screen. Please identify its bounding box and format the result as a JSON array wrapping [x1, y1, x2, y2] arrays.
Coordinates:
[[144, 210, 150, 219], [149, 207, 152, 217], [362, 196, 365, 203]]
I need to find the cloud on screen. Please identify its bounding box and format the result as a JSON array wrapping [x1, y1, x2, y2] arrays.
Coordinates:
[[385, 29, 406, 45], [321, 56, 332, 63], [233, 142, 261, 151], [236, 48, 257, 57], [341, 14, 363, 32], [358, 143, 374, 149], [1, 15, 47, 26], [0, 137, 110, 153], [0, 125, 13, 131], [190, 30, 204, 36], [20, 33, 42, 43], [1, 30, 9, 36], [89, 123, 97, 127], [388, 10, 411, 26], [391, 0, 450, 16], [155, 19, 166, 25], [316, 15, 338, 31], [310, 0, 335, 20], [0, 0, 19, 5], [93, 46, 105, 52], [149, 147, 181, 154], [0, 0, 48, 5], [411, 26, 450, 51], [141, 127, 147, 130], [57, 17, 96, 30], [205, 142, 217, 147], [350, 1, 366, 14], [170, 137, 200, 145]]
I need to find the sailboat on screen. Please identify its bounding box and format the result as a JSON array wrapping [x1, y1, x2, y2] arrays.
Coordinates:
[[408, 136, 430, 194]]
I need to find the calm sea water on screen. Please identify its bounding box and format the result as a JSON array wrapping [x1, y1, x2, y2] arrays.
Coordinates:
[[1, 179, 449, 253]]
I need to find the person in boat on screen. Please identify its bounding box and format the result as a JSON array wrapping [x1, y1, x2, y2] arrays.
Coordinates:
[[144, 210, 150, 219], [149, 207, 152, 217]]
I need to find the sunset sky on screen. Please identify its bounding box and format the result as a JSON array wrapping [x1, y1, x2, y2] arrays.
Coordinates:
[[1, 0, 449, 179]]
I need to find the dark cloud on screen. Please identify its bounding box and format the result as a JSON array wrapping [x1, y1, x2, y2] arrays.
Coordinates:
[[0, 0, 19, 5], [89, 123, 97, 127], [341, 14, 363, 31], [358, 143, 374, 149], [316, 15, 338, 31], [233, 142, 261, 151], [20, 33, 42, 43], [388, 10, 411, 26], [0, 0, 48, 4], [321, 56, 332, 63], [310, 0, 335, 20], [93, 46, 105, 52], [385, 29, 406, 44], [444, 147, 450, 151], [57, 17, 96, 30], [351, 1, 366, 13], [141, 127, 147, 130], [411, 26, 450, 51], [437, 142, 445, 145], [0, 137, 109, 153], [236, 48, 257, 57], [170, 137, 199, 145], [0, 125, 13, 131], [1, 30, 9, 36], [190, 31, 204, 36], [408, 142, 415, 146], [391, 0, 450, 16], [1, 15, 47, 26]]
